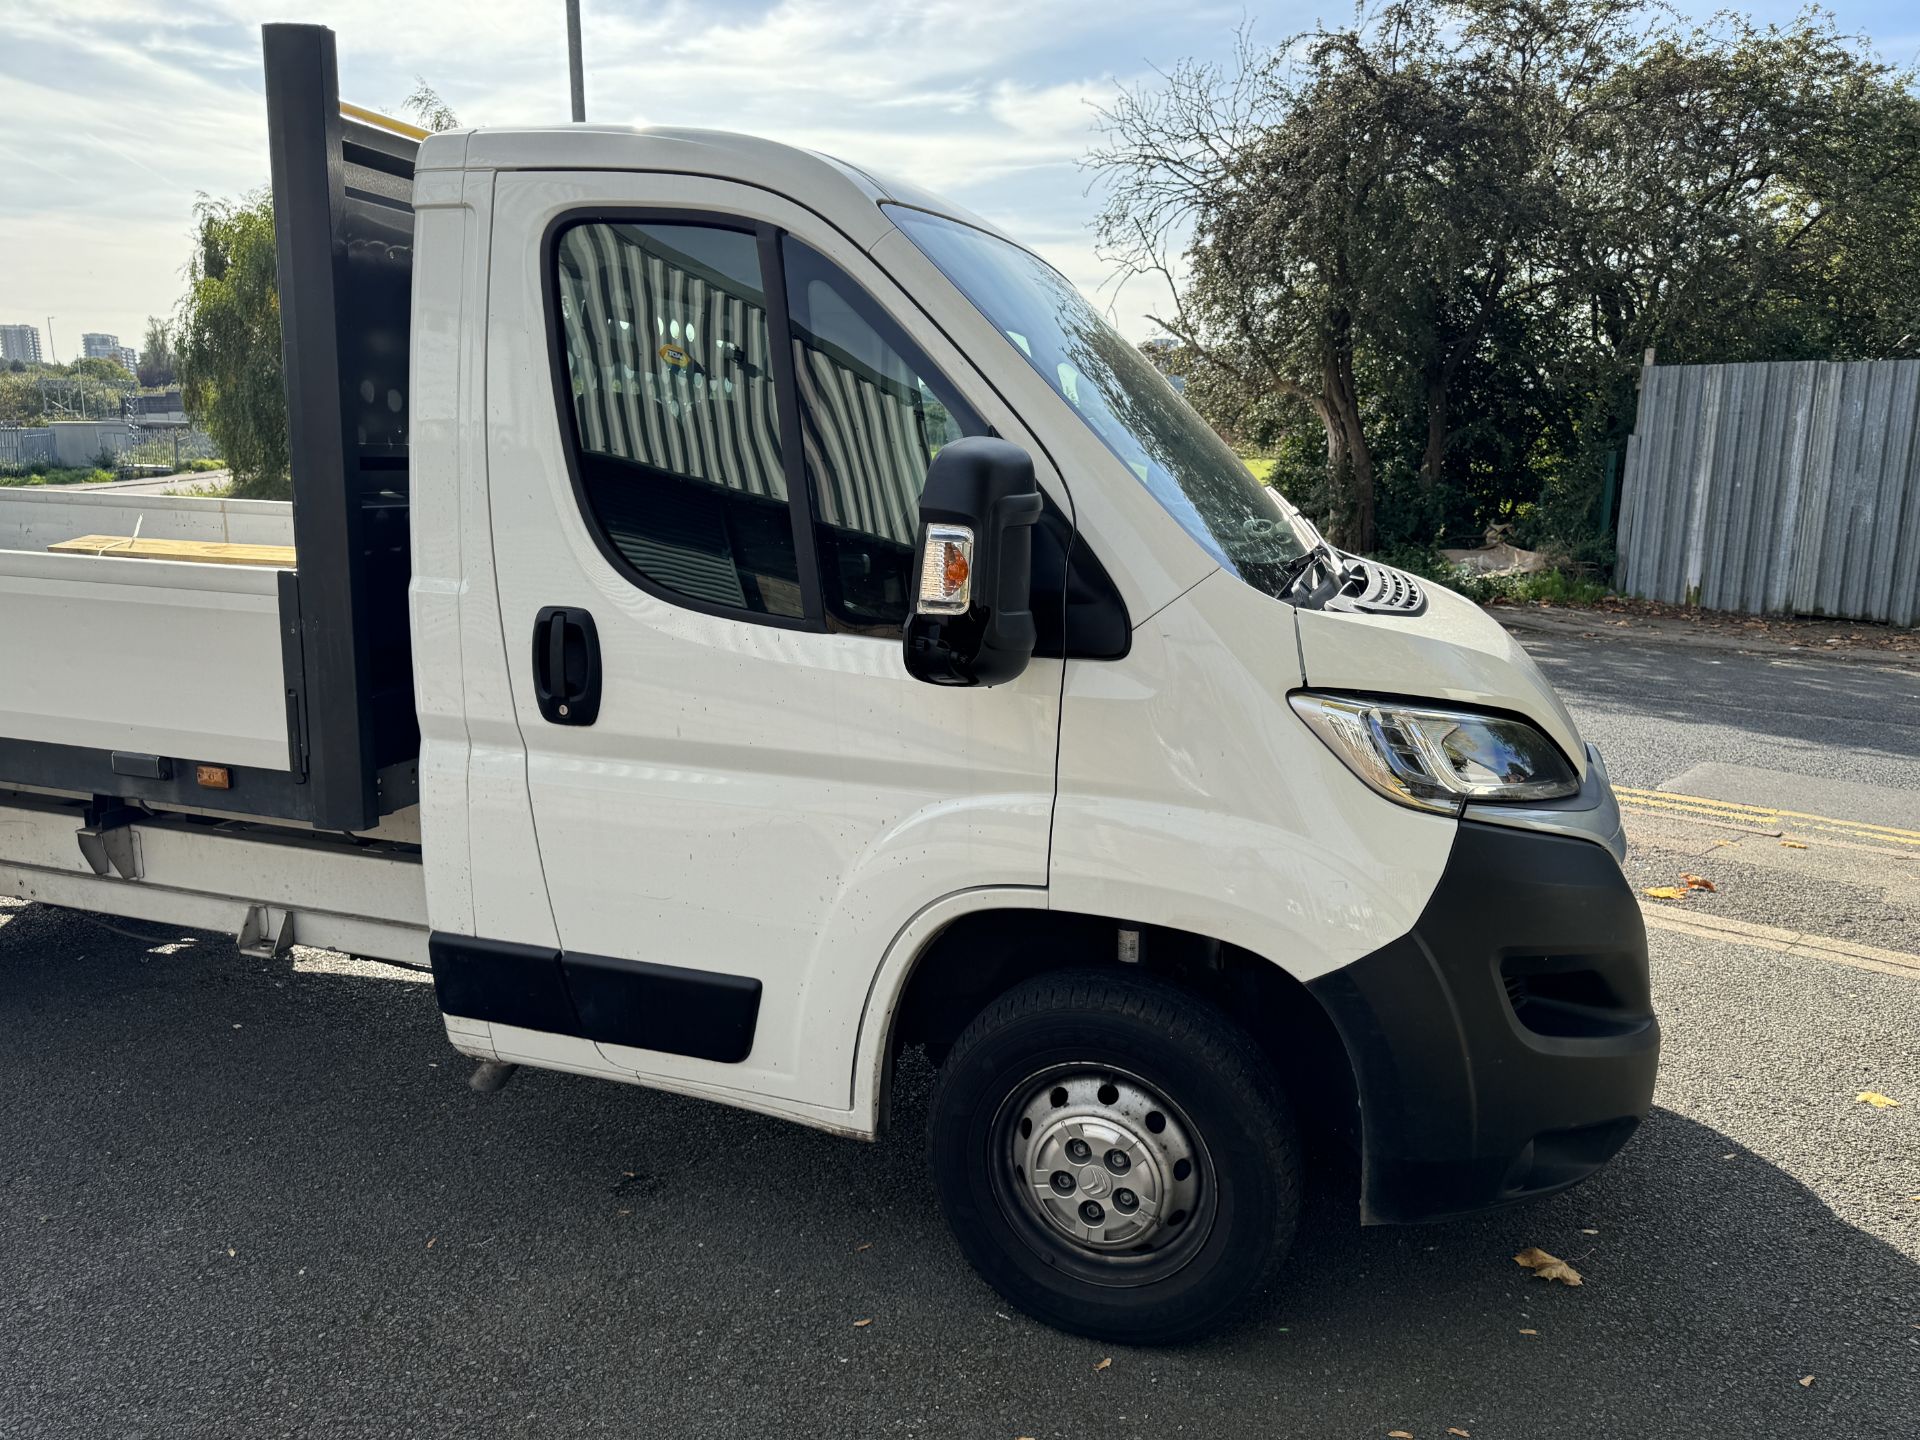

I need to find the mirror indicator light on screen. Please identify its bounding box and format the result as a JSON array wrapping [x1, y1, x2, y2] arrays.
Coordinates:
[[916, 523, 974, 615]]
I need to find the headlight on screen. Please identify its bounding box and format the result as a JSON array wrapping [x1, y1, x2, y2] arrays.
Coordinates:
[[1289, 692, 1579, 814]]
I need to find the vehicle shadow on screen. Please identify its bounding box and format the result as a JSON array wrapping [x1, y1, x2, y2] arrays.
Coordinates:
[[2, 902, 1915, 1439]]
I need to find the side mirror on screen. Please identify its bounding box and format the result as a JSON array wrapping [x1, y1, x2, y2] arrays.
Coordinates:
[[903, 437, 1043, 687]]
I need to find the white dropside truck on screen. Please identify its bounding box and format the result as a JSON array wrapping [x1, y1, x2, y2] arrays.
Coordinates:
[[0, 26, 1659, 1343]]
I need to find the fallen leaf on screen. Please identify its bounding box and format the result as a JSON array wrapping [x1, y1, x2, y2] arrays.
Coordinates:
[[227, 1247, 236, 1258], [1449, 1430, 1472, 1437], [1513, 1247, 1584, 1286], [1644, 886, 1688, 900], [1580, 1228, 1600, 1235], [852, 1318, 872, 1328], [1680, 873, 1717, 892], [1856, 1091, 1900, 1108], [1799, 1375, 1815, 1388], [1093, 1356, 1112, 1372], [1388, 1432, 1414, 1439], [1518, 1328, 1539, 1335], [426, 1237, 436, 1249], [1781, 839, 1809, 849], [853, 1242, 873, 1253]]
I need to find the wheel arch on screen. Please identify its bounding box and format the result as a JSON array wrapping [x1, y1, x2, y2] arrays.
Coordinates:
[[852, 893, 1358, 1143]]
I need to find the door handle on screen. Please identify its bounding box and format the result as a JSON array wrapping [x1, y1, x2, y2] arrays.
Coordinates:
[[532, 606, 602, 726]]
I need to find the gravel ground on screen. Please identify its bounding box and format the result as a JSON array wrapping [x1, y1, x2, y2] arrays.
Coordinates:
[[2, 631, 1916, 1438]]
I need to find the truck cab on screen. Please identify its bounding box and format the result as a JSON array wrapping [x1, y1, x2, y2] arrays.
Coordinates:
[[0, 25, 1657, 1345]]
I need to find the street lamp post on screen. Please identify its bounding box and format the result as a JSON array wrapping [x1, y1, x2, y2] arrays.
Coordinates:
[[566, 0, 585, 122]]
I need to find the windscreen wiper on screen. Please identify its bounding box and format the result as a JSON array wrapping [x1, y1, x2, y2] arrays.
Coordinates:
[[1275, 540, 1338, 598]]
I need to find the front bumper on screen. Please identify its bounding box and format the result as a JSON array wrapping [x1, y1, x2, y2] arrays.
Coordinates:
[[1307, 817, 1659, 1224]]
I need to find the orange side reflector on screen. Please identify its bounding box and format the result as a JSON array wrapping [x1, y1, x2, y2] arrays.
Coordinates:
[[196, 765, 232, 790]]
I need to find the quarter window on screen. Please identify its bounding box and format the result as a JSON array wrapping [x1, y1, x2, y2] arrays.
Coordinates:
[[783, 239, 981, 634], [554, 220, 803, 618]]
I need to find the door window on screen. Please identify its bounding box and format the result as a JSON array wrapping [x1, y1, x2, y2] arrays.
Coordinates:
[[554, 220, 803, 618], [551, 219, 988, 633], [783, 239, 982, 634]]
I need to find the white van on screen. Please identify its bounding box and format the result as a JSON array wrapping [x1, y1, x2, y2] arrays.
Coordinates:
[[0, 25, 1658, 1343]]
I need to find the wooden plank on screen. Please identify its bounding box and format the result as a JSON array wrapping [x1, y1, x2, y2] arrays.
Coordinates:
[[48, 534, 297, 569]]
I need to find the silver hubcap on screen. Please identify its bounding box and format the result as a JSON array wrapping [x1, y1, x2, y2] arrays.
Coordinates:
[[1006, 1070, 1203, 1254]]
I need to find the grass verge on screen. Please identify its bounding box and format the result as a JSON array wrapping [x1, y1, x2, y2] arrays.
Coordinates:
[[0, 466, 115, 487]]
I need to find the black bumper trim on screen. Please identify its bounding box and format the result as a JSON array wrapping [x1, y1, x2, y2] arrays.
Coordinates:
[[1307, 821, 1659, 1224]]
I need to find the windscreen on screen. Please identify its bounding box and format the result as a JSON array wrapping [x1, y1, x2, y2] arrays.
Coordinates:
[[890, 207, 1317, 595]]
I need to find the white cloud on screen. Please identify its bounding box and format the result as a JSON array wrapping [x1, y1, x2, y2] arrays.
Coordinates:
[[0, 0, 1243, 347]]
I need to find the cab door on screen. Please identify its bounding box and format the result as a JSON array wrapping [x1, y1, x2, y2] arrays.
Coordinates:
[[481, 171, 1063, 1114]]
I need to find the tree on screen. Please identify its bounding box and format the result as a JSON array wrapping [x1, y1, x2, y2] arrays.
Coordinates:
[[138, 316, 176, 388], [67, 356, 132, 386], [166, 74, 463, 502], [1091, 1, 1920, 556], [0, 372, 35, 426], [175, 192, 289, 500], [401, 78, 461, 132]]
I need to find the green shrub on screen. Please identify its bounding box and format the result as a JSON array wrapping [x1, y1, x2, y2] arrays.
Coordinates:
[[0, 464, 113, 488]]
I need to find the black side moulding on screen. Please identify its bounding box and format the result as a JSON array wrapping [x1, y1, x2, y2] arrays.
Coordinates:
[[429, 934, 763, 1066]]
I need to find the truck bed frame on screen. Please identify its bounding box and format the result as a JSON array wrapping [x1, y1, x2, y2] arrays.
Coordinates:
[[0, 23, 421, 833]]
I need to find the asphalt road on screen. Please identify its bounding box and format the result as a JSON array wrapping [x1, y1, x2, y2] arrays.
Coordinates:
[[3, 629, 1917, 1438]]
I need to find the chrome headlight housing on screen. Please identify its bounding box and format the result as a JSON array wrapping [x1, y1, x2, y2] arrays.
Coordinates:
[[1289, 692, 1579, 814]]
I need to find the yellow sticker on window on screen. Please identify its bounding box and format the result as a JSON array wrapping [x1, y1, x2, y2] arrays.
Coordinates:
[[657, 343, 691, 368]]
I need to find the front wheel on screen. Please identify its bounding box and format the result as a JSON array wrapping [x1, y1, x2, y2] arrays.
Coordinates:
[[927, 969, 1301, 1344]]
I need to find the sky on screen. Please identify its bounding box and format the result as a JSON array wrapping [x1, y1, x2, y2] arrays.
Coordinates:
[[2, 0, 1917, 360]]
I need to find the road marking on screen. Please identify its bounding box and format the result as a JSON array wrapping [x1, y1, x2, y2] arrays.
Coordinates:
[[1615, 786, 1920, 847], [1641, 902, 1920, 982]]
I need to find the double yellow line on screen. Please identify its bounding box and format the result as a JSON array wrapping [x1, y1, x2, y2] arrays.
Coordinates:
[[1614, 786, 1920, 848], [1639, 904, 1920, 981]]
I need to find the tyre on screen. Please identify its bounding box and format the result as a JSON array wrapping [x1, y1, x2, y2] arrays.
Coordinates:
[[927, 968, 1301, 1344]]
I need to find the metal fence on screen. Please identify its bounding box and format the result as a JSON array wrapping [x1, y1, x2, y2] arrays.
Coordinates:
[[124, 428, 222, 468], [0, 422, 218, 474], [0, 428, 55, 468], [1617, 359, 1920, 625]]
